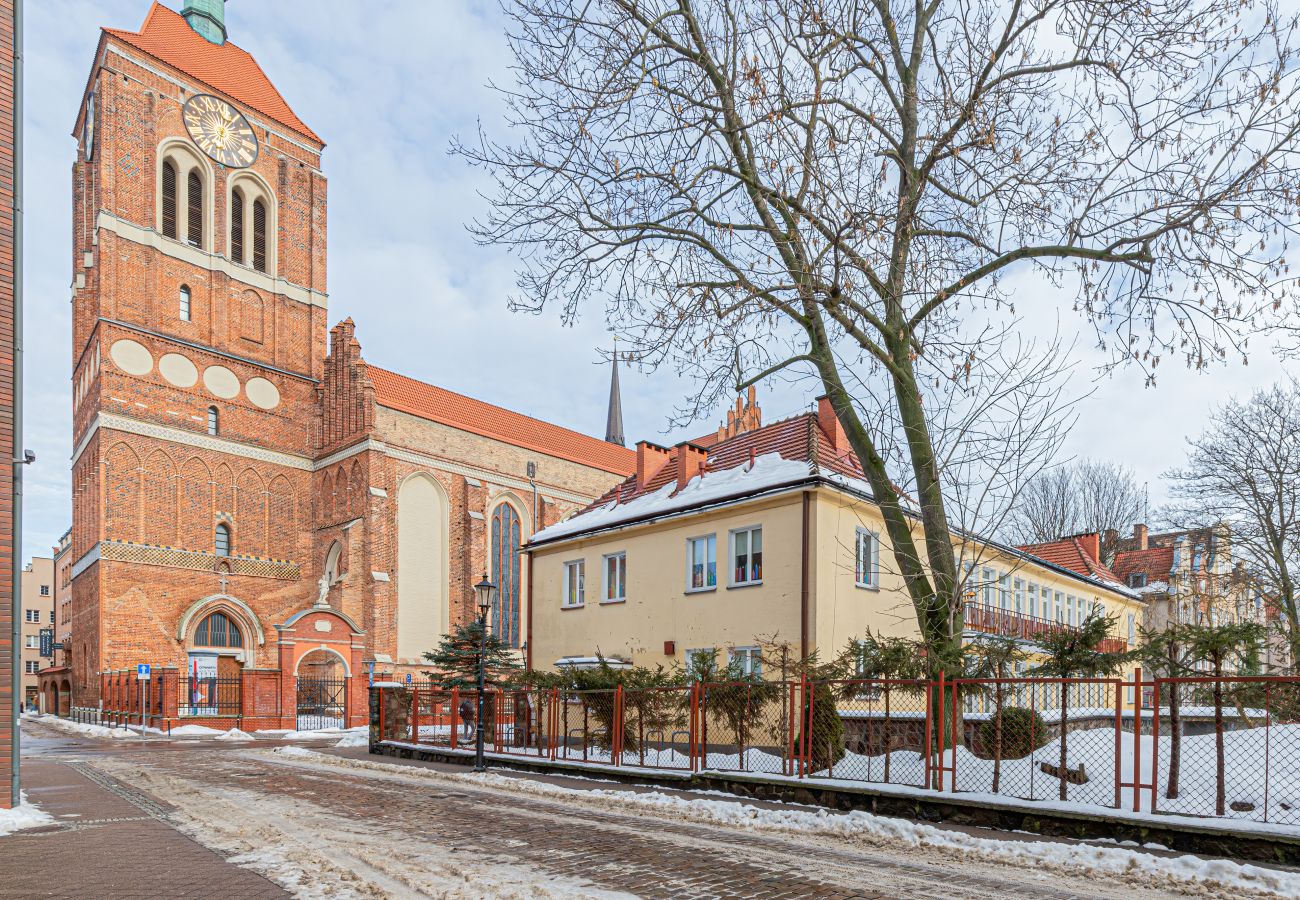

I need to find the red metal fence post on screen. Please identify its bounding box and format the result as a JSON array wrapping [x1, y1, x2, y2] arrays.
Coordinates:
[[1113, 677, 1123, 810], [450, 687, 459, 750], [1132, 667, 1142, 812], [936, 671, 946, 792]]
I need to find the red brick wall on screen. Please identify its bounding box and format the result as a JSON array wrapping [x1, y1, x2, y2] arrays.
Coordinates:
[[0, 0, 16, 809]]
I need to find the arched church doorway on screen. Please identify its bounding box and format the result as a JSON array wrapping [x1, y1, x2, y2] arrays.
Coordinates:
[[295, 648, 349, 731]]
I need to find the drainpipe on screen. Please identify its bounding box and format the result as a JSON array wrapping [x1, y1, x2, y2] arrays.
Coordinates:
[[800, 491, 810, 660], [9, 0, 23, 810]]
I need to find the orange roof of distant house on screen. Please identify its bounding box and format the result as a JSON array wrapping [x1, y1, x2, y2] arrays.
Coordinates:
[[1112, 546, 1175, 586], [367, 366, 636, 477], [1019, 534, 1124, 587], [102, 3, 321, 143]]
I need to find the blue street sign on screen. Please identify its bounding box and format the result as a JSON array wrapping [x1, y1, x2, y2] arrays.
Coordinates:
[[405, 673, 412, 684], [137, 663, 151, 680], [39, 628, 52, 658]]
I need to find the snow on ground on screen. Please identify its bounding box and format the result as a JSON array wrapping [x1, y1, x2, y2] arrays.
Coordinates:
[[214, 728, 255, 741], [268, 747, 1300, 899], [0, 794, 53, 837], [24, 713, 140, 740], [265, 725, 368, 742]]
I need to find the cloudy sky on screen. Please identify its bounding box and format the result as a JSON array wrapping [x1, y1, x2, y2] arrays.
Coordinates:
[[18, 0, 1295, 561]]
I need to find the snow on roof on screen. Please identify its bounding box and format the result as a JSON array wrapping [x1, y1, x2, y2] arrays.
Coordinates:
[[532, 453, 813, 544]]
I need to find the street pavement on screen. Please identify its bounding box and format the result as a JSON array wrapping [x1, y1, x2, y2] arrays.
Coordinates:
[[0, 719, 1228, 899]]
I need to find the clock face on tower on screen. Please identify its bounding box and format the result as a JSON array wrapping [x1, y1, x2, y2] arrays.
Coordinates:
[[182, 94, 259, 168]]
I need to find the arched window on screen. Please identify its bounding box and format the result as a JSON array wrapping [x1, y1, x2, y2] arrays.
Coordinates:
[[194, 611, 243, 648], [490, 504, 523, 648], [252, 198, 268, 272], [161, 160, 178, 239], [187, 170, 204, 248], [207, 406, 219, 436], [215, 522, 231, 557], [230, 189, 245, 264], [179, 285, 192, 321]]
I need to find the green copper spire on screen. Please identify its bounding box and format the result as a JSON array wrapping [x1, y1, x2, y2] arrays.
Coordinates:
[[182, 0, 227, 45]]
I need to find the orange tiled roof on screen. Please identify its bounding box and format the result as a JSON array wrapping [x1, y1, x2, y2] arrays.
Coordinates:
[[103, 3, 321, 143], [1112, 546, 1175, 585], [584, 410, 865, 512], [1018, 535, 1124, 586], [367, 366, 636, 477]]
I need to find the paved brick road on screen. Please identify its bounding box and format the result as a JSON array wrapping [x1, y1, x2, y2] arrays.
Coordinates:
[[5, 721, 1198, 899]]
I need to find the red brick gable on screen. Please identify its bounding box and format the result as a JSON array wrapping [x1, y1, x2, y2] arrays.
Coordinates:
[[1018, 534, 1124, 586], [1112, 546, 1175, 585], [368, 366, 636, 477], [102, 3, 321, 143]]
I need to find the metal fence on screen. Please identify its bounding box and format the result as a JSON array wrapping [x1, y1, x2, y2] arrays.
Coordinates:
[[388, 672, 1300, 828], [179, 675, 242, 718]]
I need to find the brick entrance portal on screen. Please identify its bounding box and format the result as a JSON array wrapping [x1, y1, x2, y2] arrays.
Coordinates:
[[94, 605, 368, 732]]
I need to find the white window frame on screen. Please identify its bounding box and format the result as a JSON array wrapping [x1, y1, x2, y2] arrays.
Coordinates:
[[1054, 591, 1065, 623], [1028, 582, 1038, 619], [855, 527, 880, 589], [730, 646, 762, 677], [25, 661, 38, 674], [998, 573, 1010, 610], [602, 551, 627, 604], [562, 559, 585, 608], [24, 609, 37, 623], [1127, 613, 1136, 645], [1067, 595, 1076, 626], [685, 647, 715, 679], [982, 568, 995, 605], [730, 525, 763, 587], [25, 635, 37, 649], [1014, 578, 1025, 615], [685, 533, 718, 592]]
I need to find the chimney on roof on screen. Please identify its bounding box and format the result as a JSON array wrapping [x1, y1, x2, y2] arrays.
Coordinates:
[[182, 0, 227, 45], [635, 440, 670, 487], [815, 395, 848, 451], [604, 346, 625, 447], [1134, 523, 1149, 552], [674, 442, 708, 491], [1078, 532, 1101, 563]]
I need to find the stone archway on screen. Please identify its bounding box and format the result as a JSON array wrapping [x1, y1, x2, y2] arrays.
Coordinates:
[[58, 679, 71, 717]]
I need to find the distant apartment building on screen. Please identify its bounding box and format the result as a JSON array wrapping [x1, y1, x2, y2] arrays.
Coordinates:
[[36, 531, 73, 715], [18, 558, 54, 710]]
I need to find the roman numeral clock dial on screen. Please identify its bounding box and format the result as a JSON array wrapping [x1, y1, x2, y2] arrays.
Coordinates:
[[182, 94, 259, 168]]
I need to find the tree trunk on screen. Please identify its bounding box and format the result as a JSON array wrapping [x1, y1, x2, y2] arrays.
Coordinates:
[[1058, 685, 1070, 802], [1213, 662, 1226, 817], [1166, 681, 1182, 800]]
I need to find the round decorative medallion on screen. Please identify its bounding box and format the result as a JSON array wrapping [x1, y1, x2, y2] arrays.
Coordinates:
[[159, 353, 199, 388], [182, 94, 259, 168], [202, 365, 240, 399], [245, 376, 281, 410], [109, 339, 153, 376]]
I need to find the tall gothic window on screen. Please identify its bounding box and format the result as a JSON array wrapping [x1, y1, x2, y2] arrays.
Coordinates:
[[187, 170, 204, 248], [491, 504, 522, 648], [252, 198, 268, 272], [179, 285, 192, 321], [194, 611, 242, 648], [161, 160, 178, 239], [230, 189, 245, 264], [215, 522, 231, 557]]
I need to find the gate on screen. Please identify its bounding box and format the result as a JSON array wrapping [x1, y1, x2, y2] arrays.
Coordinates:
[[296, 676, 348, 730]]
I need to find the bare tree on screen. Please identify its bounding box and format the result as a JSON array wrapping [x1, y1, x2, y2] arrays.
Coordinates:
[[459, 0, 1300, 680], [1006, 459, 1145, 551], [1164, 382, 1300, 672]]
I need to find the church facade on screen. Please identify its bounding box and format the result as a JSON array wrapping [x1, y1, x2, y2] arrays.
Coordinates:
[[65, 2, 633, 724]]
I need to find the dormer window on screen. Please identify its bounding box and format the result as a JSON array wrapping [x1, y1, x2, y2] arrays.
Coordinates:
[[1129, 573, 1147, 589]]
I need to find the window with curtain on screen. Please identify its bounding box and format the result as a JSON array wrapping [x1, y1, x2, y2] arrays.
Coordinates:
[[194, 611, 242, 648], [180, 285, 191, 321], [686, 534, 716, 590], [215, 522, 231, 557], [732, 526, 763, 585], [161, 160, 178, 239], [252, 198, 268, 272], [854, 528, 878, 588], [187, 170, 204, 247], [230, 189, 245, 264], [490, 504, 522, 647]]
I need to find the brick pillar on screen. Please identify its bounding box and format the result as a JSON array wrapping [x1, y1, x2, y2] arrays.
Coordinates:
[[277, 640, 297, 730], [159, 667, 178, 730], [240, 667, 259, 722]]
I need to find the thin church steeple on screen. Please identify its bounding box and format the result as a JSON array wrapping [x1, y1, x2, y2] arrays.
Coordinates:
[[605, 340, 625, 446]]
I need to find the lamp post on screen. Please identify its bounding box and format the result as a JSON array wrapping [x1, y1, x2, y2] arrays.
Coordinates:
[[473, 572, 497, 772]]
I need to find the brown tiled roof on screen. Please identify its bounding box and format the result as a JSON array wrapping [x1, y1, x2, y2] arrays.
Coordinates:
[[103, 3, 322, 143], [584, 411, 867, 511], [1018, 535, 1124, 585], [368, 366, 636, 477], [1112, 546, 1175, 585]]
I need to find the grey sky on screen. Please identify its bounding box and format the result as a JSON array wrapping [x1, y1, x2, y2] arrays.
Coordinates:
[[19, 0, 1295, 561]]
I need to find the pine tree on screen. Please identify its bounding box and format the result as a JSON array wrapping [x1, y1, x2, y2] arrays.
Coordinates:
[[851, 631, 925, 782], [422, 619, 521, 691], [1028, 611, 1129, 800], [1134, 625, 1192, 799], [965, 634, 1030, 793]]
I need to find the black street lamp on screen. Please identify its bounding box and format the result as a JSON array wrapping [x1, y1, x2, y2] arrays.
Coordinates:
[[473, 572, 497, 772]]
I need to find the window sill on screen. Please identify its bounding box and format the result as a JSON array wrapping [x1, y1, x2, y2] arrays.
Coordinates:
[[560, 603, 585, 611], [685, 586, 717, 595], [855, 582, 881, 592], [728, 580, 763, 590], [600, 598, 626, 605]]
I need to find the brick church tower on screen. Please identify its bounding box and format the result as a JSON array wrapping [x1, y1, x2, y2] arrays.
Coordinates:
[[67, 1, 343, 709], [64, 3, 635, 726]]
